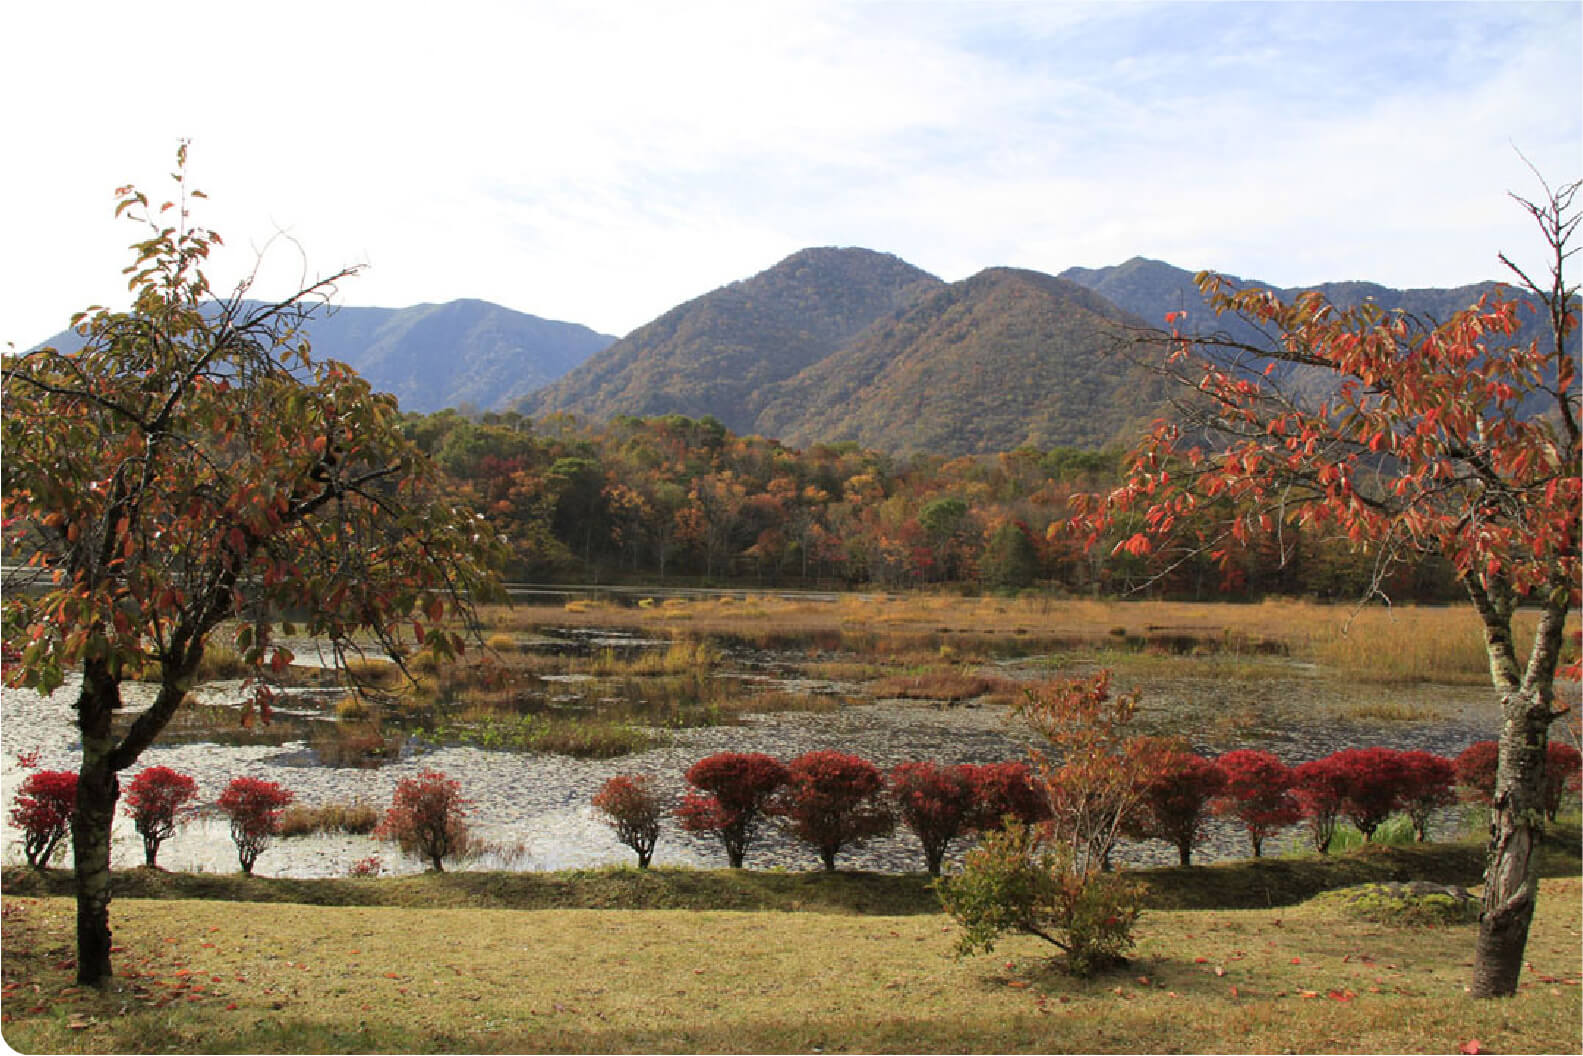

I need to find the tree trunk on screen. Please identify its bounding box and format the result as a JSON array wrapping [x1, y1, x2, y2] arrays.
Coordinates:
[[1471, 686, 1552, 998], [72, 667, 121, 987]]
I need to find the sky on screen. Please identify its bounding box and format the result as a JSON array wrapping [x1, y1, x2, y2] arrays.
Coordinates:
[[2, 0, 1579, 347]]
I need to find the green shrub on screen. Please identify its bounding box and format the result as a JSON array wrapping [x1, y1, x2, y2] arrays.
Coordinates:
[[937, 819, 1142, 976]]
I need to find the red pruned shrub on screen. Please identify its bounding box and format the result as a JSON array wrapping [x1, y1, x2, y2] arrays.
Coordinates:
[[774, 751, 893, 871], [1395, 751, 1457, 841], [890, 761, 976, 876], [377, 770, 471, 872], [215, 777, 294, 875], [1123, 738, 1226, 867], [593, 773, 665, 868], [1544, 742, 1583, 821], [964, 761, 1051, 831], [1328, 747, 1406, 841], [10, 769, 77, 870], [1454, 741, 1500, 804], [1213, 749, 1301, 858], [1293, 756, 1349, 855], [676, 752, 787, 868], [122, 766, 199, 868]]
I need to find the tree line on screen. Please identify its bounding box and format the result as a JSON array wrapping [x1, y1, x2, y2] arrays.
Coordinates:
[[403, 409, 1464, 601]]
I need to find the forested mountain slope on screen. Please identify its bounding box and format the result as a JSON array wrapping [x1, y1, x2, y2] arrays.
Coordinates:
[[757, 268, 1169, 455], [517, 247, 943, 434]]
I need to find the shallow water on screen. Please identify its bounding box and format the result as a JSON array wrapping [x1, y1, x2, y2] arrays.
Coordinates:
[[1, 652, 1507, 879]]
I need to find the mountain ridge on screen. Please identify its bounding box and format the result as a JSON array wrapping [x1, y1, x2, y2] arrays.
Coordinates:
[[32, 299, 615, 415]]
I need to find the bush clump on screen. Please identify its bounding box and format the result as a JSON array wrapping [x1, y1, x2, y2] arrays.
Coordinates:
[[593, 774, 665, 868], [377, 770, 471, 872], [938, 819, 1142, 976], [216, 777, 294, 875], [9, 765, 77, 870], [676, 752, 787, 868], [122, 766, 199, 867], [773, 750, 893, 872]]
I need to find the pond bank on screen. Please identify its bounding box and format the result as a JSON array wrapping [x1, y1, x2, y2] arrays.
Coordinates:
[[0, 662, 1505, 879]]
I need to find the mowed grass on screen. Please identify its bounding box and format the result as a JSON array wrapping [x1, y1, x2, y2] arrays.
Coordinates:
[[3, 875, 1578, 1054]]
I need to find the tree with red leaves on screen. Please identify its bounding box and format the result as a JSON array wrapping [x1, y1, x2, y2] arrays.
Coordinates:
[[676, 752, 787, 868], [964, 761, 1051, 832], [215, 777, 294, 875], [1123, 738, 1226, 867], [890, 761, 977, 876], [1213, 749, 1301, 858], [1454, 741, 1501, 805], [10, 768, 78, 870], [121, 766, 199, 868], [1078, 175, 1579, 995], [593, 773, 665, 868], [0, 150, 501, 986], [1542, 742, 1582, 821], [378, 770, 471, 872], [1329, 747, 1406, 842], [774, 751, 893, 871], [1293, 756, 1350, 856], [1018, 672, 1146, 875], [1395, 751, 1458, 842]]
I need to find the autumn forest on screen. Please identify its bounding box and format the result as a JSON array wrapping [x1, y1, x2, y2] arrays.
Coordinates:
[[408, 407, 1463, 601]]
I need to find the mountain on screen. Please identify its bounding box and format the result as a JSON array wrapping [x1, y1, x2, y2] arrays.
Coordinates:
[[33, 299, 614, 415], [517, 247, 943, 434], [1059, 256, 1505, 342], [1059, 256, 1570, 417], [757, 268, 1168, 455]]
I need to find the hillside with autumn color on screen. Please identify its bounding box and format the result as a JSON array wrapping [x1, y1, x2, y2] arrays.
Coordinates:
[[758, 267, 1171, 455], [518, 247, 943, 435]]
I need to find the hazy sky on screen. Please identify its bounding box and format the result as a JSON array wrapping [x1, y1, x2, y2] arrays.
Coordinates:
[[3, 1, 1578, 346]]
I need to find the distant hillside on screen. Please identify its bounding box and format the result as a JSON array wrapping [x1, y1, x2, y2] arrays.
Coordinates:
[[1059, 256, 1570, 416], [757, 268, 1168, 455], [1059, 256, 1505, 342], [517, 247, 943, 434], [33, 299, 614, 415]]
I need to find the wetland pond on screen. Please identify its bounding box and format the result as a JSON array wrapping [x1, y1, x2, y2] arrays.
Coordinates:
[[1, 623, 1506, 878]]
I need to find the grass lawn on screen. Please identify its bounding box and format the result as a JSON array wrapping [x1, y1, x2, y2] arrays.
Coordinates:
[[3, 848, 1579, 1054]]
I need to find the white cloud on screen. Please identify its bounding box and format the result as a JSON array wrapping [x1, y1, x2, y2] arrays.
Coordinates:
[[2, 0, 1577, 347]]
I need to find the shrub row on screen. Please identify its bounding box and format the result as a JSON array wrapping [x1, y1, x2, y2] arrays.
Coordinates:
[[10, 739, 1579, 876], [593, 752, 1047, 875], [596, 741, 1583, 874], [6, 758, 473, 877]]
